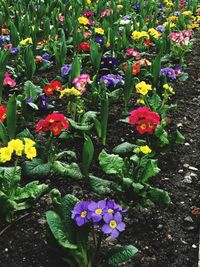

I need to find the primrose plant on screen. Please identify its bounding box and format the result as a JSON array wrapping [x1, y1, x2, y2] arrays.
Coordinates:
[[46, 189, 138, 267], [0, 138, 48, 223]]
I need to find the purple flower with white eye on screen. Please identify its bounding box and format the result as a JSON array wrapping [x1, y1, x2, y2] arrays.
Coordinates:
[[100, 57, 118, 69], [160, 67, 176, 80], [94, 37, 104, 45], [61, 64, 71, 77], [100, 74, 124, 87], [42, 53, 51, 61], [72, 201, 90, 226], [39, 94, 48, 109], [156, 25, 165, 33], [88, 200, 107, 223], [101, 212, 126, 238], [10, 47, 19, 55]]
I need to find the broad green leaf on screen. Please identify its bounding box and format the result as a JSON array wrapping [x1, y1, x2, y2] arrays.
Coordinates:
[[82, 136, 94, 176], [23, 81, 42, 99], [89, 175, 114, 194], [15, 181, 48, 200], [113, 142, 135, 154], [148, 187, 171, 205], [52, 161, 82, 180], [46, 210, 77, 249], [6, 94, 17, 139], [99, 150, 124, 175], [22, 158, 51, 178], [107, 245, 138, 266], [142, 160, 160, 181]]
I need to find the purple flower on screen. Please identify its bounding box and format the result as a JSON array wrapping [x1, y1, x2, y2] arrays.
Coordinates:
[[102, 212, 125, 238], [42, 53, 52, 61], [100, 57, 118, 69], [94, 37, 104, 45], [100, 74, 124, 87], [155, 25, 165, 33], [173, 65, 184, 77], [105, 200, 124, 214], [61, 64, 71, 77], [26, 97, 34, 103], [39, 94, 48, 109], [88, 200, 107, 223], [160, 67, 176, 80], [72, 201, 90, 226], [10, 47, 19, 55]]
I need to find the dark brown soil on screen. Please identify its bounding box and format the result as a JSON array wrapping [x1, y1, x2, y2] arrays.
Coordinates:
[[0, 33, 200, 267]]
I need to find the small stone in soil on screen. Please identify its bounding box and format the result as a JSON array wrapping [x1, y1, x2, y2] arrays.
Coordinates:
[[178, 169, 184, 173], [183, 163, 189, 168], [192, 244, 197, 248], [184, 216, 193, 223], [188, 166, 198, 171]]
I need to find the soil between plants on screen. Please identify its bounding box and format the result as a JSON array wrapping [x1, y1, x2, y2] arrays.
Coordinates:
[[0, 33, 200, 267]]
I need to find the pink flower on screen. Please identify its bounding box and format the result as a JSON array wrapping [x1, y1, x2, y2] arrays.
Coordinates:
[[3, 72, 16, 88], [126, 48, 140, 59]]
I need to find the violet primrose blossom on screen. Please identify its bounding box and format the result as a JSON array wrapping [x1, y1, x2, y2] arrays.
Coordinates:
[[100, 74, 124, 87], [71, 200, 126, 238], [160, 67, 176, 80]]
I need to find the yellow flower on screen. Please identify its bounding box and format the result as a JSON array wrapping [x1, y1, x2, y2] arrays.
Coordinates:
[[133, 147, 140, 154], [86, 0, 91, 4], [182, 11, 193, 17], [140, 145, 152, 154], [163, 83, 174, 94], [24, 138, 36, 147], [148, 28, 161, 39], [137, 98, 145, 104], [105, 41, 111, 48], [95, 28, 104, 35], [8, 139, 24, 156], [78, 16, 89, 25], [20, 38, 33, 46], [0, 147, 13, 163], [24, 146, 37, 160], [60, 87, 81, 98], [131, 30, 149, 40], [136, 81, 152, 96]]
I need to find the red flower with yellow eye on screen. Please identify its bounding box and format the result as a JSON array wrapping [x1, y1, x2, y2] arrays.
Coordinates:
[[77, 42, 91, 52], [0, 105, 7, 122], [36, 113, 69, 136], [43, 80, 62, 95]]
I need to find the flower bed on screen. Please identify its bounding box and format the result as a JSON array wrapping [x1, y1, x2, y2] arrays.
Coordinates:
[[0, 1, 200, 266]]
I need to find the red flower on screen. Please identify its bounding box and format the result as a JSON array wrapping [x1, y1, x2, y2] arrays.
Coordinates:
[[0, 105, 6, 122], [43, 80, 62, 95], [77, 42, 91, 52], [123, 64, 141, 75], [144, 39, 152, 48], [129, 107, 160, 134], [36, 113, 69, 136]]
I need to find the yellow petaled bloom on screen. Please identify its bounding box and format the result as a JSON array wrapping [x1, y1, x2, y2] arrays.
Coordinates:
[[188, 23, 199, 29], [95, 28, 104, 35], [0, 147, 13, 163], [167, 16, 178, 21], [148, 28, 161, 39], [163, 22, 176, 29], [182, 11, 193, 17], [163, 83, 175, 94], [19, 37, 33, 46], [131, 30, 149, 40], [78, 16, 89, 25], [136, 81, 152, 96], [8, 139, 24, 156], [196, 16, 200, 23], [60, 87, 82, 98], [133, 147, 141, 154], [24, 138, 36, 147], [69, 5, 72, 10], [24, 145, 37, 160], [140, 145, 152, 154], [137, 98, 145, 104], [86, 0, 91, 4], [105, 41, 111, 48]]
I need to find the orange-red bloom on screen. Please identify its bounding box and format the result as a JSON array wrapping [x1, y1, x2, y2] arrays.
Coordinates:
[[43, 80, 62, 95], [0, 105, 6, 122]]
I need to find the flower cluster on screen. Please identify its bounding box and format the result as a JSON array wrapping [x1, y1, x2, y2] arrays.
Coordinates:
[[43, 80, 62, 95], [129, 107, 160, 134], [169, 30, 192, 46], [100, 74, 124, 87], [134, 145, 152, 154], [36, 113, 69, 136], [0, 138, 37, 163], [73, 74, 91, 93], [72, 200, 126, 238], [60, 87, 82, 98]]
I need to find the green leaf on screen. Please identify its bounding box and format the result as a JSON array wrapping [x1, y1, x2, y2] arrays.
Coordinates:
[[99, 150, 124, 175], [142, 160, 160, 181], [148, 187, 171, 205], [6, 94, 17, 140], [107, 245, 138, 266], [89, 175, 114, 194], [16, 128, 34, 140], [82, 136, 94, 176], [52, 161, 82, 180], [68, 118, 93, 132], [23, 81, 42, 99], [113, 142, 135, 154], [0, 121, 8, 144], [46, 210, 77, 249], [22, 158, 51, 178], [15, 181, 48, 200], [174, 130, 185, 144]]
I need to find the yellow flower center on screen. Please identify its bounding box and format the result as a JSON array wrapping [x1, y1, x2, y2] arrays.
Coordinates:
[[81, 211, 87, 218], [109, 220, 117, 229], [108, 209, 114, 213], [95, 209, 102, 215], [140, 124, 146, 129]]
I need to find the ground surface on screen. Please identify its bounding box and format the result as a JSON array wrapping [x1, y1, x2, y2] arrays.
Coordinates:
[[0, 34, 200, 267]]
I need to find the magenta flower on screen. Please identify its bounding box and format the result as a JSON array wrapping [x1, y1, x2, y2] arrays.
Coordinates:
[[3, 72, 16, 88], [102, 212, 125, 238]]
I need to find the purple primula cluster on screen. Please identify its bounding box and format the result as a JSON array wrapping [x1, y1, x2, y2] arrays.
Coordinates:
[[160, 67, 176, 81], [100, 74, 124, 87], [72, 200, 126, 239]]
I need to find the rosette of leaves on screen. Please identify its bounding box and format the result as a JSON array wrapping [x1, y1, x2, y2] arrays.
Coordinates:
[[46, 189, 138, 267], [89, 144, 170, 207], [0, 166, 48, 223]]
